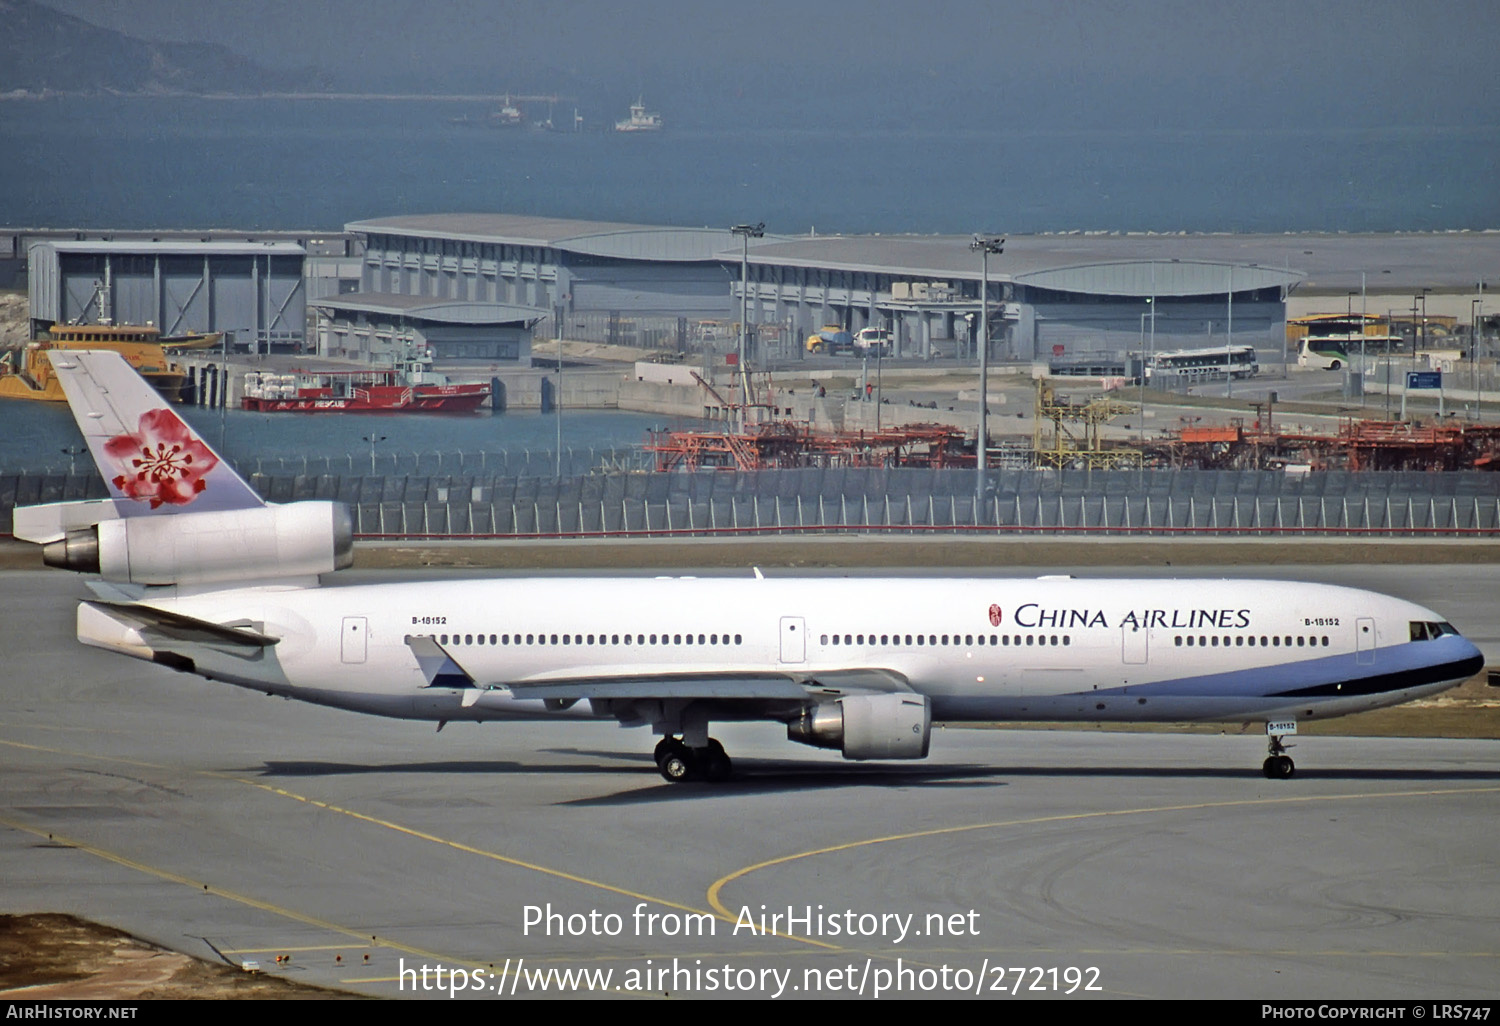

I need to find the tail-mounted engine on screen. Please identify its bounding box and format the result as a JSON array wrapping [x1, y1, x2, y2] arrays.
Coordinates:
[[788, 693, 931, 760], [40, 501, 354, 586]]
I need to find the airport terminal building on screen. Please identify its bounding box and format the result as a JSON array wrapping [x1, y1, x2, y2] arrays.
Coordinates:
[[346, 214, 1308, 368]]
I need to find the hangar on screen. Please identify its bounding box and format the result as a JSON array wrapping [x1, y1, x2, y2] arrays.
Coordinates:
[[27, 239, 308, 349], [347, 214, 746, 351], [310, 292, 540, 365]]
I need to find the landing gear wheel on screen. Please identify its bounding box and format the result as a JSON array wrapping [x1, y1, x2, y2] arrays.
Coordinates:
[[1262, 755, 1296, 779], [702, 738, 732, 782], [654, 736, 686, 766], [1263, 732, 1296, 780], [660, 748, 698, 783]]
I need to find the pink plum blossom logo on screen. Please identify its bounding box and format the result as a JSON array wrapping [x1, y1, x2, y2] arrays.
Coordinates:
[[103, 409, 218, 508]]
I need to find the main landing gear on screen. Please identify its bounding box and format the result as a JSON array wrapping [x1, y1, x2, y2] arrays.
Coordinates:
[[1263, 733, 1296, 779], [655, 736, 732, 783]]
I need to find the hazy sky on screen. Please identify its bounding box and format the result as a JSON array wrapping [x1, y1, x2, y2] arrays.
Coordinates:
[[31, 0, 1500, 130]]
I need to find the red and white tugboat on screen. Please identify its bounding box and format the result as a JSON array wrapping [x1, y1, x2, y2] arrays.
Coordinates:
[[241, 347, 490, 412]]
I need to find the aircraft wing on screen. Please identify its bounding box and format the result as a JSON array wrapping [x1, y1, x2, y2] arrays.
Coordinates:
[[505, 674, 813, 701], [403, 635, 910, 700]]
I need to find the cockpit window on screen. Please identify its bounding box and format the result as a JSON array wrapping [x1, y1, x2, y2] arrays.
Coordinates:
[[1410, 621, 1459, 642]]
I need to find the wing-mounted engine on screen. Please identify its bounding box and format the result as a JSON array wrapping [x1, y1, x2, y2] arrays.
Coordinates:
[[788, 693, 931, 760], [34, 501, 354, 586]]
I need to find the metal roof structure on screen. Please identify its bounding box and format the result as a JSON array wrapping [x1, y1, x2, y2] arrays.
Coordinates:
[[1013, 260, 1298, 297], [311, 292, 543, 325], [349, 214, 1498, 297], [349, 213, 773, 263], [31, 240, 307, 256], [744, 231, 1500, 295]]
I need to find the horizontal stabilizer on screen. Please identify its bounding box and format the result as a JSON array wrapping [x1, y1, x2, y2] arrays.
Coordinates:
[[85, 600, 280, 650], [12, 499, 122, 545], [405, 635, 477, 688]]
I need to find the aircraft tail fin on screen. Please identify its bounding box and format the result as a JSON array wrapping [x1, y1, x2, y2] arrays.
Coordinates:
[[49, 349, 262, 516]]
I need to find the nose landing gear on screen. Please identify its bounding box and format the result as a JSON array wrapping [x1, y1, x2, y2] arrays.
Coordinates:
[[1263, 733, 1296, 779]]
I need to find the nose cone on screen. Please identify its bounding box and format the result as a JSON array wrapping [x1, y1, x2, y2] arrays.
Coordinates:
[[1455, 633, 1486, 677]]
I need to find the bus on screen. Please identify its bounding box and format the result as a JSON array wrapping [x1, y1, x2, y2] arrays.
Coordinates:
[[1298, 334, 1405, 369], [1147, 345, 1259, 382], [1298, 337, 1349, 369]]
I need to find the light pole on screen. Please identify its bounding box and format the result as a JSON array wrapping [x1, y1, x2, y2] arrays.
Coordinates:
[[61, 445, 86, 477], [1473, 296, 1483, 421], [1347, 290, 1362, 405], [1420, 288, 1431, 358], [363, 434, 386, 475], [971, 234, 1005, 508], [1138, 309, 1149, 448], [731, 223, 765, 431], [555, 337, 563, 479], [1470, 276, 1482, 420], [1225, 266, 1233, 399]]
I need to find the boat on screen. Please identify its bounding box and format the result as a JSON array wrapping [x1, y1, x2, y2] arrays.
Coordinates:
[[0, 323, 189, 402], [614, 96, 663, 132], [492, 94, 526, 127], [44, 322, 222, 351], [241, 368, 490, 412], [0, 344, 69, 401]]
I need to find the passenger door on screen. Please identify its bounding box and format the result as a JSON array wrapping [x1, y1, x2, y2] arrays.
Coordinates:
[[1356, 617, 1376, 665], [780, 616, 806, 664], [341, 616, 368, 664]]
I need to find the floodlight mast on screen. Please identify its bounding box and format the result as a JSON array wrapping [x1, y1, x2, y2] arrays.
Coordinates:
[[971, 234, 1005, 509], [731, 223, 766, 431]]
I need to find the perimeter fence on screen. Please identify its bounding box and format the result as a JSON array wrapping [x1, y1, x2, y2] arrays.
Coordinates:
[[6, 467, 1500, 539]]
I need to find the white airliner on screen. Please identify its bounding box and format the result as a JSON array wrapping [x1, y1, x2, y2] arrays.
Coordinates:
[[15, 352, 1485, 782]]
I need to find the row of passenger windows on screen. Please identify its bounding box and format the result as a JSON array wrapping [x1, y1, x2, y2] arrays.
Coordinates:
[[439, 632, 743, 647], [815, 632, 1334, 651], [436, 629, 1362, 651], [1176, 635, 1330, 648], [821, 633, 1072, 648]]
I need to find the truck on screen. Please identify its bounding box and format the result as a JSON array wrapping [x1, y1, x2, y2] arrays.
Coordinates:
[[805, 326, 854, 355], [805, 326, 891, 356], [853, 327, 892, 356]]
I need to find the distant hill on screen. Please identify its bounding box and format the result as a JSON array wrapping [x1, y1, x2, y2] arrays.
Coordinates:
[[0, 0, 307, 95]]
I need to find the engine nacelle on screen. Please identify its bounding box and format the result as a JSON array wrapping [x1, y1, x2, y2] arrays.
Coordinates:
[[43, 501, 354, 586], [787, 693, 931, 760]]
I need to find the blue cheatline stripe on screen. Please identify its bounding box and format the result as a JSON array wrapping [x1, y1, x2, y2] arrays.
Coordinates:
[[1084, 637, 1482, 700]]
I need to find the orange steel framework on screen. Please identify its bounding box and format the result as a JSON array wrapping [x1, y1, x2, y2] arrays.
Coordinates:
[[651, 363, 979, 471], [647, 422, 976, 472], [1158, 418, 1500, 472]]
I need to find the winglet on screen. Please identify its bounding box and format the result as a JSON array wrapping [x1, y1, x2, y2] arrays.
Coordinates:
[[49, 350, 263, 516]]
